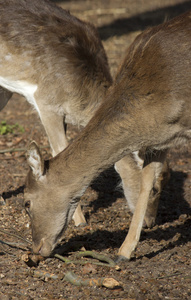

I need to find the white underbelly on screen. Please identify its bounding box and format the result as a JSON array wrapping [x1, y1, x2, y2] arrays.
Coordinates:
[[0, 76, 39, 114]]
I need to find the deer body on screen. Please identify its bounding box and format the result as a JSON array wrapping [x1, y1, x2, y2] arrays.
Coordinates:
[[26, 11, 191, 259]]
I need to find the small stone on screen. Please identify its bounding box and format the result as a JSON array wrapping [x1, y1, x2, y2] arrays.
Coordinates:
[[102, 277, 121, 289]]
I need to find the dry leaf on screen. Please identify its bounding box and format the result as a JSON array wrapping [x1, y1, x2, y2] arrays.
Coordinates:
[[82, 263, 97, 274]]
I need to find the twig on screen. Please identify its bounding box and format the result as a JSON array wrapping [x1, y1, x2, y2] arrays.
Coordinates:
[[0, 239, 29, 251], [55, 251, 118, 268], [0, 145, 50, 154], [0, 243, 16, 256], [157, 272, 183, 279], [64, 271, 121, 289], [55, 252, 114, 267], [76, 250, 116, 267], [55, 253, 112, 267], [54, 254, 73, 264], [64, 271, 103, 287], [29, 269, 121, 289], [0, 228, 32, 245]]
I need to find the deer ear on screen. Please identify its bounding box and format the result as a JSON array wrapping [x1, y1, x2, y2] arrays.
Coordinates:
[[26, 141, 44, 180]]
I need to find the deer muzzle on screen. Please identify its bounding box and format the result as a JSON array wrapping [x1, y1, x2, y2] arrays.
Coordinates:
[[32, 238, 53, 257]]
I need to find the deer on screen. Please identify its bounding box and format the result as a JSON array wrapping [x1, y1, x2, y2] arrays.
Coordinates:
[[0, 0, 112, 226], [24, 10, 191, 261], [0, 0, 164, 231]]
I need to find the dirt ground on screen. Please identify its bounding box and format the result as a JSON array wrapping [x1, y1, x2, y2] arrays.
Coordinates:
[[0, 0, 191, 299]]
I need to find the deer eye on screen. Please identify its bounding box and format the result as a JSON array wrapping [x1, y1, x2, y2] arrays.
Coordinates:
[[25, 201, 31, 209]]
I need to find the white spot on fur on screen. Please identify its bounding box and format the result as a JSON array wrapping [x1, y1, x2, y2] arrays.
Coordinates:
[[5, 54, 12, 61]]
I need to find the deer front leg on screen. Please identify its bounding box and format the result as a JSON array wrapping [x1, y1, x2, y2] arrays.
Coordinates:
[[116, 151, 167, 261], [39, 110, 68, 157], [39, 109, 87, 226]]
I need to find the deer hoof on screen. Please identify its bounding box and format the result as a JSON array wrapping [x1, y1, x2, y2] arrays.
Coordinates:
[[114, 255, 129, 264], [75, 222, 87, 227]]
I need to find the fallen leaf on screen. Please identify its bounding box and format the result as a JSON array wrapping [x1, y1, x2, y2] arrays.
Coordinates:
[[82, 263, 97, 274]]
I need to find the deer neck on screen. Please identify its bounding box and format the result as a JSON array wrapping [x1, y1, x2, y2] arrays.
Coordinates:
[[49, 91, 136, 192]]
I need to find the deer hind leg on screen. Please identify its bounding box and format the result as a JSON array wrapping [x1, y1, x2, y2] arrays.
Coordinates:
[[115, 151, 169, 228], [116, 150, 167, 261], [39, 108, 87, 226], [115, 153, 142, 213], [0, 86, 12, 111], [144, 157, 170, 227]]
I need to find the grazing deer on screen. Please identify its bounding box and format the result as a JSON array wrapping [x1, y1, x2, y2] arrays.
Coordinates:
[[0, 0, 113, 225], [0, 0, 163, 229], [24, 11, 191, 261]]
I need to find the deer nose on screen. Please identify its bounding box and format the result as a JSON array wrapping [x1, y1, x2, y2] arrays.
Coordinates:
[[32, 238, 43, 255], [32, 238, 53, 257]]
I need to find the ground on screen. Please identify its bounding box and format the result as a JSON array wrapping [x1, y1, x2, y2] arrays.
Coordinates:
[[0, 0, 191, 299]]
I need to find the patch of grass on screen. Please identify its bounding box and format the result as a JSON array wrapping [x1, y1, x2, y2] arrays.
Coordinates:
[[0, 121, 24, 135]]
